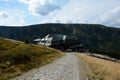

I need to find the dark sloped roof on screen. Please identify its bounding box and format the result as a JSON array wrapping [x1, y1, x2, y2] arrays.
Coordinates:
[[49, 34, 64, 41], [48, 34, 78, 41]]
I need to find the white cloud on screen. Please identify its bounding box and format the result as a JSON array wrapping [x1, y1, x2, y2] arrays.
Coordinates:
[[53, 18, 83, 23], [40, 17, 83, 24], [98, 7, 120, 27], [0, 11, 25, 26], [19, 0, 30, 4], [19, 0, 60, 16], [0, 11, 10, 18], [39, 0, 86, 24], [0, 0, 120, 27]]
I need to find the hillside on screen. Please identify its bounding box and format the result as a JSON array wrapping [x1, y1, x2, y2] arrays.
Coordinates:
[[0, 38, 63, 80], [0, 23, 120, 58]]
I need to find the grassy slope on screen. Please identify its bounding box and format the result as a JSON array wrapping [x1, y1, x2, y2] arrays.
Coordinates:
[[78, 54, 120, 80], [0, 38, 64, 80]]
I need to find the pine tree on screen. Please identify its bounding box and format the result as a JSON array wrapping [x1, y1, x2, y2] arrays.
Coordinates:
[[24, 37, 29, 44]]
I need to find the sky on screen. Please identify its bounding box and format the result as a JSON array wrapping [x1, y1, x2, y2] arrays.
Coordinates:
[[0, 0, 120, 27]]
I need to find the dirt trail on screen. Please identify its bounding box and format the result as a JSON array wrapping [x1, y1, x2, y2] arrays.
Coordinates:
[[11, 53, 87, 80]]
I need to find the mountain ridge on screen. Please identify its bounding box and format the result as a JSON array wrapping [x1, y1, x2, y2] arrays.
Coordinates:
[[0, 23, 120, 59]]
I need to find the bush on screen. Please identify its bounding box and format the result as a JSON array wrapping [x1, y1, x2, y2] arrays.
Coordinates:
[[24, 37, 29, 44]]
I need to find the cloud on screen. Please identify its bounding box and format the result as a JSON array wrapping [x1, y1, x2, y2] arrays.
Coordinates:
[[19, 0, 30, 4], [40, 17, 83, 24], [19, 0, 60, 16], [44, 0, 85, 23], [39, 0, 86, 24], [0, 11, 25, 26], [53, 18, 82, 23], [0, 11, 10, 18], [98, 7, 120, 27]]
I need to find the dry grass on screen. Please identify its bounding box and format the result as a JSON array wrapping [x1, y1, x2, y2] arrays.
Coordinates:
[[78, 53, 120, 80], [0, 38, 64, 80]]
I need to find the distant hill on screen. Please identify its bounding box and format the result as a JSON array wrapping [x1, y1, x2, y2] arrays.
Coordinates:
[[0, 23, 120, 58]]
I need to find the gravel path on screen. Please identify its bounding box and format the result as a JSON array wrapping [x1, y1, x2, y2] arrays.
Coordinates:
[[11, 53, 87, 80]]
